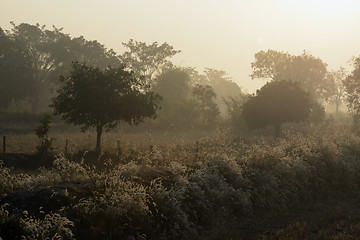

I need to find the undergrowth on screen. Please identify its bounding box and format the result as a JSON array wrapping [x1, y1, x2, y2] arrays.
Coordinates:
[[1, 126, 360, 239]]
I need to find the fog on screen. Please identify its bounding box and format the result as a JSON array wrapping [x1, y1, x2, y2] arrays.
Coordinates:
[[2, 1, 360, 239]]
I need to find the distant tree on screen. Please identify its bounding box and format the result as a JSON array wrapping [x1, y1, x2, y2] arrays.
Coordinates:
[[51, 62, 161, 151], [251, 50, 330, 100], [7, 22, 122, 112], [0, 27, 34, 109], [120, 39, 180, 86], [192, 84, 220, 124], [326, 67, 347, 114], [223, 94, 249, 131], [343, 57, 360, 120], [204, 68, 243, 115], [242, 80, 311, 137], [153, 68, 198, 126]]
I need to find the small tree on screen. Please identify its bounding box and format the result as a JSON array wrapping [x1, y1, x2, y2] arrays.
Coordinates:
[[343, 57, 360, 122], [192, 84, 220, 124], [242, 80, 311, 137], [34, 114, 53, 154], [51, 62, 161, 152]]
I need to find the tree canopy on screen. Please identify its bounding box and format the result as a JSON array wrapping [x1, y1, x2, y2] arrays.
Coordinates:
[[344, 57, 360, 118], [192, 84, 220, 124], [120, 39, 180, 86], [0, 27, 34, 109], [51, 62, 161, 151], [251, 49, 330, 100], [242, 80, 311, 137]]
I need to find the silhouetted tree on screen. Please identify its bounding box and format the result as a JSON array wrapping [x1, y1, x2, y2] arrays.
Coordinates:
[[204, 68, 243, 115], [326, 67, 347, 114], [120, 40, 180, 86], [7, 22, 122, 112], [344, 57, 360, 121], [192, 84, 219, 124], [242, 80, 311, 137], [153, 68, 198, 127], [251, 50, 330, 100], [0, 27, 34, 109], [223, 94, 249, 131], [51, 62, 161, 151]]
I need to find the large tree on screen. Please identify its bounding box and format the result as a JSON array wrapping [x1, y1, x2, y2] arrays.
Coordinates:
[[120, 39, 180, 86], [192, 84, 220, 124], [344, 57, 360, 119], [251, 49, 330, 100], [153, 68, 198, 127], [7, 22, 122, 112], [242, 80, 311, 137], [0, 27, 34, 109], [51, 62, 161, 151], [326, 67, 347, 114]]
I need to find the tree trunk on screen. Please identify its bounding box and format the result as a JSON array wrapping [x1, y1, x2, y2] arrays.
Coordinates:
[[96, 125, 103, 152]]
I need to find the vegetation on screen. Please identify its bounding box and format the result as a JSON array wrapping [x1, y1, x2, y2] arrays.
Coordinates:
[[1, 126, 360, 239], [4, 20, 360, 239], [242, 80, 311, 137], [51, 62, 161, 151]]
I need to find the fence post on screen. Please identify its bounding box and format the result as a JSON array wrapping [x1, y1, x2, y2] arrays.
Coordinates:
[[2, 136, 5, 153], [117, 139, 121, 156]]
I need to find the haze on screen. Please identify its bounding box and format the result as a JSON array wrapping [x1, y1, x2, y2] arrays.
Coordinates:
[[1, 0, 360, 92]]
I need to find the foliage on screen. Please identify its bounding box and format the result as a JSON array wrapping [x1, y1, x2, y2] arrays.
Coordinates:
[[21, 212, 75, 240], [242, 80, 312, 136], [251, 49, 331, 100], [343, 57, 360, 119], [223, 94, 249, 131], [326, 67, 347, 114], [4, 22, 122, 112], [0, 27, 35, 110], [153, 68, 198, 127], [34, 114, 53, 154], [4, 127, 360, 238], [192, 84, 220, 124], [121, 39, 180, 86], [51, 62, 161, 151]]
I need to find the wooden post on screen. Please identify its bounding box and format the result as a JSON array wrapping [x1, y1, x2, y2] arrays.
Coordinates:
[[117, 139, 121, 156], [2, 136, 5, 153]]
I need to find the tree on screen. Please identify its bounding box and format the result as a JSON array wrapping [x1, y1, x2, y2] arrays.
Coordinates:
[[0, 27, 35, 109], [251, 50, 330, 100], [192, 84, 220, 124], [326, 67, 347, 114], [153, 67, 198, 127], [7, 22, 122, 112], [204, 68, 243, 115], [344, 57, 360, 120], [242, 80, 311, 137], [51, 62, 161, 151], [120, 39, 180, 86]]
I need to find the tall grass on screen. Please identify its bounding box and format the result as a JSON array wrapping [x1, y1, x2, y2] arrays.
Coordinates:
[[2, 125, 360, 239]]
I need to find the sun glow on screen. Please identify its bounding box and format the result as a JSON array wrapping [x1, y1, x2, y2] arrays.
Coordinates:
[[290, 0, 359, 21]]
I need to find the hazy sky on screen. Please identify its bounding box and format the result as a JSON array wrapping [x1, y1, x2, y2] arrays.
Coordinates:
[[1, 0, 360, 93]]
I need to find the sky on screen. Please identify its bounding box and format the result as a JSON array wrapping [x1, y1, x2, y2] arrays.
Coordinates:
[[1, 0, 360, 93]]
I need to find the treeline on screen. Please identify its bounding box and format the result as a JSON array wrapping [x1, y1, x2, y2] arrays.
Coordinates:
[[2, 22, 360, 135], [0, 23, 242, 124]]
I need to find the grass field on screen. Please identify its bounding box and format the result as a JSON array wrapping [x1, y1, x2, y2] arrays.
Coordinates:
[[1, 122, 360, 239]]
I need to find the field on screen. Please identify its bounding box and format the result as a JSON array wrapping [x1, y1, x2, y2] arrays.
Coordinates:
[[2, 121, 360, 239]]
